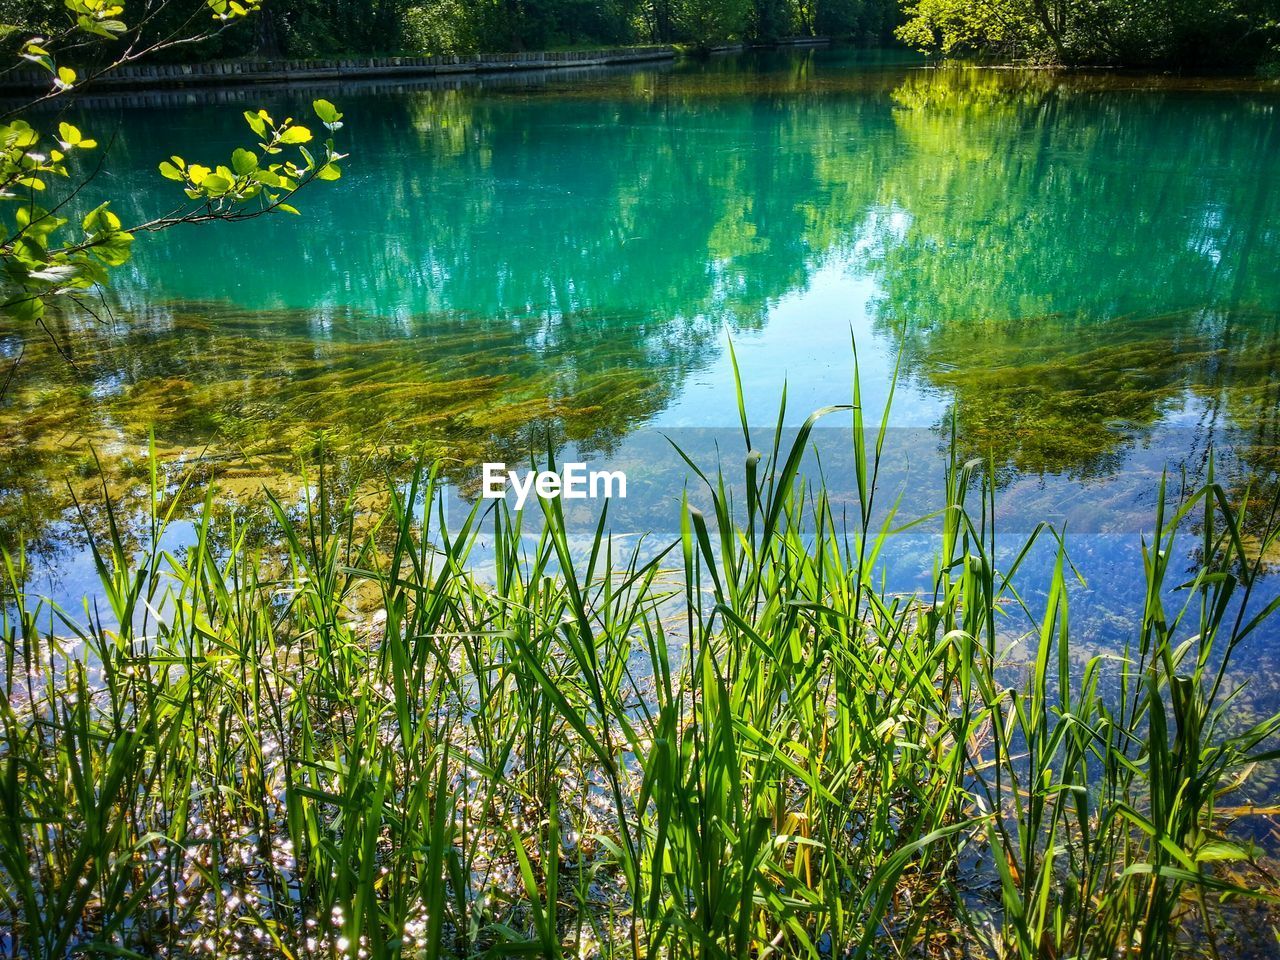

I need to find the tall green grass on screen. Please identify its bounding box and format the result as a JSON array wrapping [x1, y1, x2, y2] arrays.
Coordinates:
[[2, 372, 1280, 958]]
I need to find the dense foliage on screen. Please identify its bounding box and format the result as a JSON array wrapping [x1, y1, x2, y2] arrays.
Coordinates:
[[6, 0, 1280, 64], [897, 0, 1280, 67], [0, 0, 899, 57], [226, 0, 898, 53], [228, 0, 1280, 66]]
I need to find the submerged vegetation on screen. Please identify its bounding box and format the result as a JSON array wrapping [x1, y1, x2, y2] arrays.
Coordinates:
[[3, 371, 1280, 957]]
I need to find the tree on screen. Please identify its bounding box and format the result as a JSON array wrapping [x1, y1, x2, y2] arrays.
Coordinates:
[[0, 0, 346, 341], [675, 0, 749, 43], [896, 0, 1280, 67]]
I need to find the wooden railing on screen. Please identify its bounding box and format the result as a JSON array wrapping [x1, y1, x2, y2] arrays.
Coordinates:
[[0, 46, 677, 92]]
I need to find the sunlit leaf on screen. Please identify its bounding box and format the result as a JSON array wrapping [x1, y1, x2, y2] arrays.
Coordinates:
[[278, 126, 313, 145]]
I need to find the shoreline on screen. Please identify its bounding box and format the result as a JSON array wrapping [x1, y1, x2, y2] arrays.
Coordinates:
[[0, 37, 832, 94]]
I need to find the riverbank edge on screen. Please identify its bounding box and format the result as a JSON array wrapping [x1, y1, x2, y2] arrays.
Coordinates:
[[0, 37, 831, 93]]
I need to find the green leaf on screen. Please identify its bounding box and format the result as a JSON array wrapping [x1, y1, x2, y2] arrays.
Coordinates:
[[200, 173, 232, 194], [313, 99, 342, 124], [82, 202, 122, 232], [316, 163, 341, 181], [278, 126, 312, 145], [6, 295, 44, 323], [76, 14, 126, 35], [243, 110, 268, 136], [91, 231, 134, 266], [1195, 840, 1250, 863], [20, 49, 54, 73], [231, 148, 258, 175], [158, 161, 184, 181], [58, 122, 82, 147], [1, 121, 39, 149], [12, 206, 65, 249], [77, 258, 109, 286], [276, 202, 300, 215]]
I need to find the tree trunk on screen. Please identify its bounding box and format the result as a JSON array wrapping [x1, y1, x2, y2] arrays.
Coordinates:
[[1032, 0, 1068, 62]]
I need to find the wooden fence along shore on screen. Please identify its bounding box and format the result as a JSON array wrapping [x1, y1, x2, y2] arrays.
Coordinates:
[[0, 39, 833, 93], [0, 46, 679, 92]]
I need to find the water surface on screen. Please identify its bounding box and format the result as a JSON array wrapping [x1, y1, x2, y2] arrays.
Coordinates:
[[4, 49, 1280, 637]]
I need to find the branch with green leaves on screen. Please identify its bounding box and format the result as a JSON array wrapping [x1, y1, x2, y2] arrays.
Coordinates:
[[148, 99, 346, 225], [0, 0, 350, 330], [0, 99, 345, 325]]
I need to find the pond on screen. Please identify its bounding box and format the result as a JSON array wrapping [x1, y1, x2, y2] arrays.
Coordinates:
[[3, 47, 1280, 657]]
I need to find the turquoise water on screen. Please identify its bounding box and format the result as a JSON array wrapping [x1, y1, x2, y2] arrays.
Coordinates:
[[3, 48, 1280, 627]]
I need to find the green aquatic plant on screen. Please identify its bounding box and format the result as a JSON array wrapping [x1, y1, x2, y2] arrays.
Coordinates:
[[0, 298, 703, 559], [1, 363, 1280, 958]]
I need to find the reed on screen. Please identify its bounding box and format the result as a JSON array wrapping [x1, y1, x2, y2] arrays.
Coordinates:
[[2, 367, 1279, 958]]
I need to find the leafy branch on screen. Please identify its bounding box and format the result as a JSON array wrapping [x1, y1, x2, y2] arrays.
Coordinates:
[[145, 99, 345, 227], [0, 0, 348, 332]]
